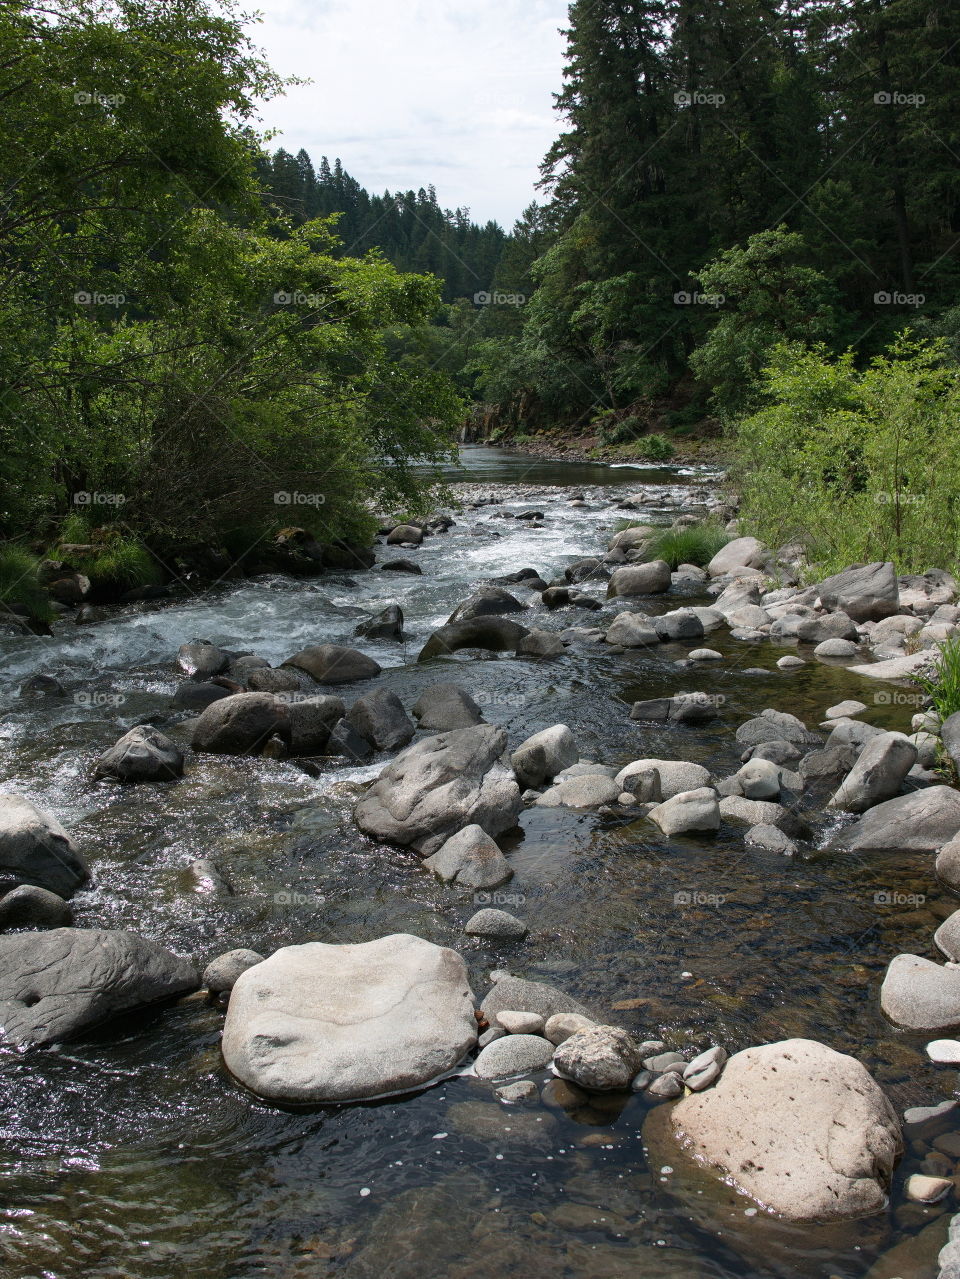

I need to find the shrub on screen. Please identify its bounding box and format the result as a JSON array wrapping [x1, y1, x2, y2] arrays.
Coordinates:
[[0, 544, 54, 624]]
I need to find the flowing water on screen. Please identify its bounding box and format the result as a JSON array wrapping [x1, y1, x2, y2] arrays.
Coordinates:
[[0, 446, 953, 1279]]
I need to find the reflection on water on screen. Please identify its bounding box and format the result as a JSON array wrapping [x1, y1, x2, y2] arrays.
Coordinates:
[[0, 449, 951, 1279]]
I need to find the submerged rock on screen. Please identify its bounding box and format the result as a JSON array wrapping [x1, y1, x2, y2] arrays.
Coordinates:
[[0, 928, 198, 1046], [221, 934, 477, 1103], [480, 972, 593, 1024], [668, 1038, 901, 1220]]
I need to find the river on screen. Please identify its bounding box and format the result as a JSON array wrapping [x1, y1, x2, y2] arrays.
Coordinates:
[[0, 446, 950, 1279]]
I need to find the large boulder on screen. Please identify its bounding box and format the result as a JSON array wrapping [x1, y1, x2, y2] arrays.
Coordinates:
[[607, 560, 672, 597], [283, 644, 381, 684], [385, 523, 423, 546], [0, 928, 198, 1046], [669, 1038, 901, 1220], [880, 954, 960, 1031], [604, 612, 661, 647], [93, 725, 184, 783], [221, 934, 477, 1103], [511, 725, 578, 790], [417, 617, 529, 661], [448, 587, 525, 623], [191, 692, 290, 756], [647, 787, 720, 836], [0, 794, 89, 898], [815, 561, 899, 622], [614, 759, 711, 800], [286, 695, 345, 755], [608, 525, 653, 553], [827, 732, 917, 813], [345, 688, 415, 752], [706, 536, 765, 577], [833, 785, 960, 852], [411, 683, 484, 730], [354, 724, 522, 855]]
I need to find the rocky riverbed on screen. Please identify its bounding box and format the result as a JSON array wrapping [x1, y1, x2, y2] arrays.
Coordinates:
[[2, 447, 960, 1278]]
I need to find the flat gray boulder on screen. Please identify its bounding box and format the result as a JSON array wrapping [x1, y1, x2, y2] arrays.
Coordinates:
[[221, 934, 476, 1102], [828, 732, 917, 813], [833, 785, 960, 852], [283, 644, 381, 684], [815, 561, 899, 622], [94, 725, 184, 783], [669, 1038, 901, 1220], [354, 725, 521, 855], [481, 971, 592, 1025], [0, 794, 89, 898], [0, 928, 198, 1046], [615, 759, 710, 800], [648, 787, 720, 835], [464, 908, 528, 940], [422, 825, 513, 889], [534, 773, 620, 808], [607, 560, 672, 597], [880, 954, 960, 1030]]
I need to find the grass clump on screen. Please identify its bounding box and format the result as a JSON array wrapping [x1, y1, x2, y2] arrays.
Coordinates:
[[918, 635, 960, 722], [0, 544, 55, 624], [645, 523, 730, 568]]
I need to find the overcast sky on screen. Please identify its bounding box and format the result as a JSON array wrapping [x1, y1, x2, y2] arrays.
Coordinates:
[[248, 0, 571, 228]]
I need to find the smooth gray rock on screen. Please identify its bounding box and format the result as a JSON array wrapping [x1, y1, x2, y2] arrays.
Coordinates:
[[544, 1012, 596, 1045], [345, 688, 415, 752], [511, 724, 578, 790], [828, 732, 918, 812], [516, 629, 566, 658], [284, 695, 346, 755], [744, 823, 798, 856], [464, 908, 528, 940], [653, 609, 705, 643], [172, 680, 232, 710], [937, 833, 960, 891], [221, 934, 476, 1102], [0, 928, 198, 1046], [683, 1045, 727, 1091], [496, 1010, 545, 1035], [648, 787, 720, 836], [534, 774, 620, 808], [418, 617, 529, 661], [647, 1072, 684, 1098], [745, 739, 802, 766], [707, 537, 766, 577], [615, 759, 710, 799], [629, 692, 719, 724], [815, 561, 899, 622], [553, 1025, 643, 1091], [481, 972, 592, 1025], [247, 667, 303, 694], [411, 683, 484, 730], [836, 786, 960, 852], [192, 692, 290, 756], [354, 725, 521, 855], [671, 1040, 901, 1220], [178, 640, 228, 680], [473, 1033, 554, 1079], [448, 587, 525, 623], [0, 794, 89, 898], [881, 954, 960, 1030], [607, 560, 672, 597], [719, 795, 791, 828], [796, 612, 858, 644], [735, 758, 781, 800], [736, 709, 817, 748], [423, 825, 513, 889], [814, 638, 859, 658], [203, 948, 264, 995], [604, 611, 661, 647], [496, 1079, 539, 1103], [94, 725, 184, 783], [0, 884, 72, 931], [283, 644, 381, 684]]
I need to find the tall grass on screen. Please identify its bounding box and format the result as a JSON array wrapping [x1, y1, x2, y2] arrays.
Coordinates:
[[918, 635, 960, 722], [52, 516, 161, 594], [0, 545, 54, 624], [645, 523, 730, 569]]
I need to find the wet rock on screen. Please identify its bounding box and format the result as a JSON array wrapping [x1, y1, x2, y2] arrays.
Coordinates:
[[799, 743, 860, 790], [382, 558, 421, 574], [283, 644, 381, 684], [796, 612, 859, 644], [604, 612, 661, 647], [620, 765, 662, 802], [736, 709, 818, 748], [903, 1099, 959, 1140], [516, 628, 566, 657], [93, 725, 184, 783], [881, 954, 960, 1030], [411, 683, 484, 731], [826, 699, 868, 720], [925, 1038, 960, 1063], [828, 732, 918, 812], [670, 1038, 901, 1220], [719, 795, 792, 828], [473, 1032, 554, 1079], [187, 858, 232, 896], [355, 604, 404, 640], [689, 648, 722, 662], [417, 616, 529, 661], [648, 787, 720, 836], [448, 587, 525, 622], [0, 928, 198, 1046], [0, 794, 89, 898], [653, 609, 705, 643], [629, 692, 719, 724], [565, 557, 608, 583], [615, 759, 710, 799], [222, 934, 476, 1102], [815, 561, 899, 622], [607, 560, 672, 597], [511, 724, 578, 790], [0, 885, 72, 931], [481, 972, 593, 1025], [177, 640, 228, 681], [534, 774, 621, 808], [19, 675, 66, 697], [325, 716, 374, 760], [744, 823, 797, 856], [553, 1025, 643, 1091], [385, 523, 423, 545], [229, 655, 270, 683], [545, 1012, 596, 1045], [172, 680, 231, 711], [707, 537, 766, 577], [777, 654, 805, 669], [345, 688, 415, 752], [464, 908, 528, 940], [496, 1079, 539, 1103], [745, 739, 802, 766], [906, 1174, 952, 1204], [836, 786, 960, 852], [203, 949, 264, 996], [355, 725, 521, 855], [423, 825, 513, 889], [192, 692, 290, 756], [647, 1072, 684, 1098]]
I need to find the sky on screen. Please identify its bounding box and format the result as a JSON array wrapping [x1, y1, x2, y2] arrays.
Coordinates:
[[247, 0, 571, 228]]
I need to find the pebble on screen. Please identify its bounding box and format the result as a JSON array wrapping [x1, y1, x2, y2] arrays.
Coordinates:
[[905, 1173, 953, 1203], [776, 655, 805, 669], [497, 1010, 545, 1036], [688, 648, 722, 662]]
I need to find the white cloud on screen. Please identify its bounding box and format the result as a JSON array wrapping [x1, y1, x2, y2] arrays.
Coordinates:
[[246, 0, 569, 227]]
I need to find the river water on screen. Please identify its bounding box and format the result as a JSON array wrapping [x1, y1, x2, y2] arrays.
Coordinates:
[[0, 446, 952, 1279]]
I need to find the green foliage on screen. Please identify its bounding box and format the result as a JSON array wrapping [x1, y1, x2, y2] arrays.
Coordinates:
[[645, 523, 729, 569], [735, 335, 960, 574], [0, 545, 54, 624], [918, 636, 960, 724]]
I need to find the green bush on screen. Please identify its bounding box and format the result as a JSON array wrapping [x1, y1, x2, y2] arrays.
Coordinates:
[[52, 518, 161, 595], [646, 523, 730, 568], [0, 545, 54, 624], [734, 335, 960, 575]]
